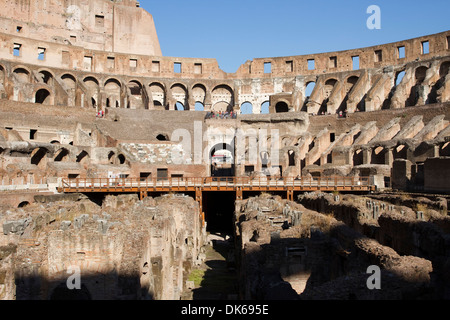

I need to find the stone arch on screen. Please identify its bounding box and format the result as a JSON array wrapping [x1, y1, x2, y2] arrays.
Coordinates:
[[156, 133, 169, 141], [287, 149, 296, 167], [240, 101, 253, 114], [175, 101, 185, 111], [61, 73, 77, 107], [407, 66, 429, 106], [117, 154, 126, 165], [371, 146, 387, 165], [192, 83, 207, 106], [211, 84, 234, 112], [439, 60, 450, 78], [50, 282, 92, 300], [34, 88, 51, 104], [31, 147, 48, 166], [127, 80, 145, 109], [395, 70, 406, 86], [13, 67, 31, 83], [195, 102, 205, 111], [83, 76, 100, 108], [261, 101, 270, 114], [275, 101, 289, 113], [428, 60, 450, 104], [302, 81, 317, 112], [260, 151, 270, 167], [61, 73, 76, 88], [338, 76, 360, 113], [440, 141, 450, 157], [104, 78, 122, 108], [171, 83, 188, 110], [18, 201, 30, 208], [54, 148, 70, 162], [319, 78, 338, 114], [305, 81, 316, 97], [393, 144, 408, 160], [353, 148, 364, 166], [107, 151, 116, 164], [210, 142, 235, 177], [76, 150, 89, 164], [149, 82, 166, 110], [37, 69, 54, 86]]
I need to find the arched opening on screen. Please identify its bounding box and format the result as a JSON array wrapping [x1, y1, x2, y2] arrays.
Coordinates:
[[108, 151, 116, 164], [303, 81, 316, 112], [84, 77, 99, 108], [156, 134, 169, 141], [212, 85, 234, 112], [150, 82, 166, 109], [35, 89, 51, 104], [13, 68, 30, 83], [371, 147, 387, 165], [260, 151, 270, 169], [104, 78, 121, 109], [54, 148, 69, 162], [210, 143, 235, 177], [428, 61, 450, 104], [353, 149, 364, 166], [275, 101, 289, 113], [18, 201, 30, 208], [128, 80, 142, 96], [31, 147, 48, 165], [38, 70, 53, 85], [261, 101, 270, 114], [76, 151, 89, 164], [395, 71, 406, 86], [117, 154, 126, 165], [153, 100, 164, 109], [50, 283, 92, 300], [175, 102, 185, 111], [61, 74, 77, 106], [393, 145, 408, 160], [171, 83, 188, 110], [319, 79, 337, 115], [440, 142, 450, 157], [339, 76, 359, 113], [288, 150, 296, 167], [192, 84, 206, 107], [240, 102, 253, 115], [407, 66, 428, 106], [195, 102, 204, 111]]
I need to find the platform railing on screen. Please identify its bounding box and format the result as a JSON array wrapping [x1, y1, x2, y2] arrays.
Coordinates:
[[61, 175, 374, 191]]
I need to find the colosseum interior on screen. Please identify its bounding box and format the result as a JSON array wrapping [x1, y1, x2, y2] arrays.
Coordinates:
[[0, 0, 450, 302]]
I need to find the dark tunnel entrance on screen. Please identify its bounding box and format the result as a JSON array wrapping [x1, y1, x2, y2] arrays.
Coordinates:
[[203, 191, 236, 235]]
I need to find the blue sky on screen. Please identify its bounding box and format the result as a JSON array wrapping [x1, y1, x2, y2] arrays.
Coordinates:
[[141, 0, 450, 73]]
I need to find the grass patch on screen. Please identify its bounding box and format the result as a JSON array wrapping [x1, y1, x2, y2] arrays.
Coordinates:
[[188, 269, 205, 287]]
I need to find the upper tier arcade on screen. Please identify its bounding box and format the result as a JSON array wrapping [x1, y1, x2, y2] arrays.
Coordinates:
[[0, 0, 448, 115]]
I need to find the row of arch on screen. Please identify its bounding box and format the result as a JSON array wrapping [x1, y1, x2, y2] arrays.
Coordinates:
[[26, 147, 127, 166], [2, 60, 449, 113]]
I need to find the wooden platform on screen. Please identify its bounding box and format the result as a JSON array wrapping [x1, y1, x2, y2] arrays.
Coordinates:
[[59, 176, 376, 201]]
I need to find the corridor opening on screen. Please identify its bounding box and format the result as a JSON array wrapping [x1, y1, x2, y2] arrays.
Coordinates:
[[203, 191, 236, 234]]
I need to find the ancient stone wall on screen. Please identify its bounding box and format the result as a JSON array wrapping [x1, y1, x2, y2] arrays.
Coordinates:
[[234, 193, 436, 300], [0, 0, 161, 56], [0, 193, 206, 300]]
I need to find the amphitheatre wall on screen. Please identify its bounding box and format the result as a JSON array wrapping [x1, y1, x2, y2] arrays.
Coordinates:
[[0, 0, 161, 57]]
